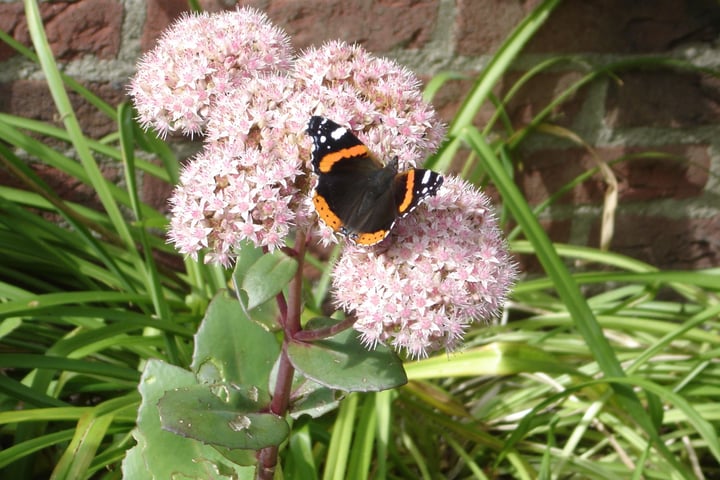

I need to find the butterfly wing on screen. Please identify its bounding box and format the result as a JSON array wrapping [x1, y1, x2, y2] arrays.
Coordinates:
[[393, 168, 444, 218], [308, 117, 397, 244], [308, 116, 382, 175]]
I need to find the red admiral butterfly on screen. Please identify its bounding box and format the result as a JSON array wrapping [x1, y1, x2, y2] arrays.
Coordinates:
[[307, 116, 443, 246]]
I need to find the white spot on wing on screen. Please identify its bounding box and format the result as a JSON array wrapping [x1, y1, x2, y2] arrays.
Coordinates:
[[331, 127, 346, 140]]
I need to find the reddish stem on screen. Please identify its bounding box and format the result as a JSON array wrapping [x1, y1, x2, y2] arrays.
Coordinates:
[[293, 315, 356, 342], [255, 229, 306, 480], [257, 345, 294, 479], [275, 291, 288, 328], [285, 235, 305, 337]]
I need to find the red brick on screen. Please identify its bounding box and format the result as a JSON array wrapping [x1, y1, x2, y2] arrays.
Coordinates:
[[2, 1, 123, 61], [520, 145, 710, 205], [0, 3, 26, 62], [606, 71, 720, 128], [455, 0, 537, 55], [456, 1, 720, 56], [237, 0, 439, 51], [140, 0, 189, 52], [196, 0, 233, 12], [6, 0, 123, 60], [49, 0, 122, 59], [590, 216, 720, 269], [140, 0, 438, 53], [0, 80, 125, 140], [520, 148, 599, 206], [612, 146, 710, 201], [528, 0, 720, 54]]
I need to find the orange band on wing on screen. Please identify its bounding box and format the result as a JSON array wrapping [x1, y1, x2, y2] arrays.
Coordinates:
[[313, 193, 343, 231], [397, 169, 416, 213], [354, 230, 389, 246], [318, 145, 369, 173]]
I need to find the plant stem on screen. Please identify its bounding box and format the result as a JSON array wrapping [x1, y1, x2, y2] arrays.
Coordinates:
[[294, 315, 356, 341], [256, 229, 307, 479], [285, 231, 306, 336]]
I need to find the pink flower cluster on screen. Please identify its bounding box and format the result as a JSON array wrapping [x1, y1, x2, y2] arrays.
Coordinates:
[[167, 74, 310, 265], [130, 7, 517, 356], [130, 9, 292, 138], [333, 177, 517, 357]]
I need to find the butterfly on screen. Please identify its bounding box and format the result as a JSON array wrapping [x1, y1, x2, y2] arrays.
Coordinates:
[[307, 116, 443, 245]]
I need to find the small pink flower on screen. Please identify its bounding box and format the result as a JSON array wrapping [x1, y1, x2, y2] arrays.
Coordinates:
[[129, 8, 292, 138], [331, 176, 518, 358]]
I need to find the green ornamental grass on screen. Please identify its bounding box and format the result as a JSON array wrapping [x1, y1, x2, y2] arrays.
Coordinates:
[[0, 1, 717, 479]]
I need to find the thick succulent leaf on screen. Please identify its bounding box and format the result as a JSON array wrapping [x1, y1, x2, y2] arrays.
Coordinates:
[[158, 384, 289, 450], [192, 292, 280, 390], [287, 318, 407, 392]]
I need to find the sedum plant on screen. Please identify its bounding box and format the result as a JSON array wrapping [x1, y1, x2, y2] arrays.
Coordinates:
[[125, 7, 515, 478]]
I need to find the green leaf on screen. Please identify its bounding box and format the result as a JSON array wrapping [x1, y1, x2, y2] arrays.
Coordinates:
[[285, 424, 318, 480], [287, 319, 407, 392], [404, 342, 577, 380], [120, 436, 147, 480], [288, 377, 341, 419], [231, 241, 265, 304], [323, 393, 358, 480], [158, 384, 290, 450], [24, 0, 146, 292], [192, 292, 280, 389], [239, 250, 298, 310], [229, 243, 282, 329], [0, 317, 21, 340], [346, 394, 378, 480], [50, 409, 113, 480], [125, 359, 254, 479]]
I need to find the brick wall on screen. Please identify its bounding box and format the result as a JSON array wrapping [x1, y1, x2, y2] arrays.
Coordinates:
[[1, 0, 719, 269]]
